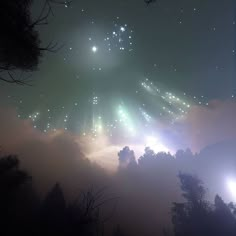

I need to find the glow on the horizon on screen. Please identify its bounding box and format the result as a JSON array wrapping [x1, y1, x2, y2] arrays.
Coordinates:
[[145, 135, 169, 153], [227, 178, 236, 198]]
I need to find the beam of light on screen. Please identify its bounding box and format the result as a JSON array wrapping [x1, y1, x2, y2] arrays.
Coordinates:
[[139, 78, 199, 122], [139, 108, 152, 123], [117, 105, 136, 136], [227, 178, 236, 198], [11, 76, 209, 144]]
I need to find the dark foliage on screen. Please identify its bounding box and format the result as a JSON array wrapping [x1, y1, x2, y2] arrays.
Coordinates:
[[138, 146, 174, 166], [0, 0, 40, 71], [144, 0, 157, 6], [1, 151, 236, 236], [0, 0, 41, 84], [172, 173, 236, 236], [0, 155, 38, 235], [0, 155, 111, 236], [0, 0, 71, 84], [118, 146, 136, 169]]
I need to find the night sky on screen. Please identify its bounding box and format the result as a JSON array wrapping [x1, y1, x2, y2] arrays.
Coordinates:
[[0, 0, 236, 152], [1, 2, 236, 233]]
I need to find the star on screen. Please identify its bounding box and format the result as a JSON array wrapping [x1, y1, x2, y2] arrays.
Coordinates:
[[92, 46, 97, 53]]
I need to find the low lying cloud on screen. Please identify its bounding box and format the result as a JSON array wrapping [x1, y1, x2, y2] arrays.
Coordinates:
[[0, 106, 108, 195], [0, 101, 236, 235], [183, 99, 236, 151]]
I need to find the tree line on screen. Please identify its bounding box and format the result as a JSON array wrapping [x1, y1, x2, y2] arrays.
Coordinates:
[[0, 150, 235, 236]]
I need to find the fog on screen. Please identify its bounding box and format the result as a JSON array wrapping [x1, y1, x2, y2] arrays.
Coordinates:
[[0, 100, 236, 235]]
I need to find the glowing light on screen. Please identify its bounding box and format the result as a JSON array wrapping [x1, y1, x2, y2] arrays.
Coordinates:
[[145, 135, 169, 153], [120, 26, 125, 32], [146, 136, 157, 147], [92, 46, 97, 53], [227, 178, 236, 198], [98, 125, 103, 132], [92, 96, 98, 105], [13, 76, 204, 140]]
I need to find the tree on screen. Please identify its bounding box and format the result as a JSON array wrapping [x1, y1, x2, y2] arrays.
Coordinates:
[[113, 225, 126, 236], [40, 183, 67, 235], [178, 173, 206, 206], [172, 173, 211, 236], [175, 148, 194, 160], [138, 147, 156, 166], [214, 195, 236, 236], [118, 146, 136, 169], [0, 155, 118, 235], [172, 173, 236, 236], [0, 155, 37, 235], [144, 0, 157, 6], [0, 155, 31, 199], [0, 0, 71, 85], [156, 151, 173, 160], [66, 188, 118, 236]]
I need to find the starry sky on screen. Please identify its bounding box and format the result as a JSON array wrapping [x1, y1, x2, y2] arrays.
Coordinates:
[[0, 0, 236, 152]]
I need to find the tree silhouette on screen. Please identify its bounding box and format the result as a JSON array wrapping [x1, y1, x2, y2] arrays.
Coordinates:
[[172, 173, 212, 236], [0, 155, 37, 235], [113, 225, 126, 236], [178, 173, 206, 205], [175, 148, 194, 160], [40, 183, 66, 235], [172, 173, 236, 236], [0, 155, 118, 235], [118, 146, 136, 169], [0, 0, 71, 85], [0, 155, 31, 199], [156, 151, 173, 160], [138, 147, 156, 166], [144, 0, 157, 6], [2, 150, 236, 235], [213, 195, 236, 236]]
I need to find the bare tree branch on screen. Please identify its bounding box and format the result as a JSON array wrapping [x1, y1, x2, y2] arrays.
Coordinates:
[[31, 0, 69, 55], [0, 0, 72, 85], [144, 0, 157, 6], [0, 72, 32, 86], [39, 41, 65, 53], [30, 1, 50, 28]]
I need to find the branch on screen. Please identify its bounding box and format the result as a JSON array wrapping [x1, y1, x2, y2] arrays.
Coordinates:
[[31, 0, 72, 28], [0, 72, 32, 86], [30, 1, 51, 28], [48, 0, 73, 5], [39, 41, 64, 53], [144, 0, 157, 6], [0, 0, 72, 86], [31, 0, 68, 53]]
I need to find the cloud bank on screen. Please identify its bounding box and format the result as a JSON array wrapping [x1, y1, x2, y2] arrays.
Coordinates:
[[0, 100, 236, 235]]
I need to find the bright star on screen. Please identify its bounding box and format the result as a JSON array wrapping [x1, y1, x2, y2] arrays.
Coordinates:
[[120, 26, 125, 32], [92, 46, 97, 53]]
